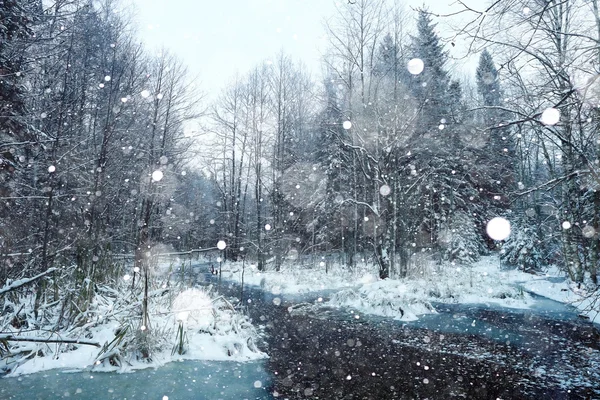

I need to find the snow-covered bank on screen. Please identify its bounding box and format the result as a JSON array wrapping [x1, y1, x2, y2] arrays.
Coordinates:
[[327, 258, 538, 321], [1, 280, 265, 377], [223, 259, 378, 295], [519, 273, 600, 323], [224, 256, 600, 323]]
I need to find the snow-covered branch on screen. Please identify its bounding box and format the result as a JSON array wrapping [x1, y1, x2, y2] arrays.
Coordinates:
[[0, 268, 57, 296], [0, 334, 101, 348]]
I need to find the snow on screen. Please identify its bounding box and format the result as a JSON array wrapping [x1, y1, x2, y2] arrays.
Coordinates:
[[225, 256, 600, 324], [541, 107, 561, 125], [328, 258, 537, 321], [407, 58, 425, 75], [0, 268, 57, 296], [486, 217, 511, 241], [151, 170, 164, 182], [1, 277, 265, 377], [3, 254, 598, 379], [379, 184, 391, 196], [518, 272, 600, 322], [224, 259, 376, 295]]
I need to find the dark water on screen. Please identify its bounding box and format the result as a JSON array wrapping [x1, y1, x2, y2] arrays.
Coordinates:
[[214, 272, 600, 399], [0, 360, 272, 400]]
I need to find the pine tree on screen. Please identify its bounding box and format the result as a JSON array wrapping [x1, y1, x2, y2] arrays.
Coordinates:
[[400, 11, 487, 264], [476, 49, 514, 160], [500, 216, 545, 272], [408, 9, 451, 137], [475, 49, 515, 243], [310, 76, 361, 267]]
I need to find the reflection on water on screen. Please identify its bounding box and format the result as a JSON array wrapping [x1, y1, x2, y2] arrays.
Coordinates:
[[0, 360, 272, 400]]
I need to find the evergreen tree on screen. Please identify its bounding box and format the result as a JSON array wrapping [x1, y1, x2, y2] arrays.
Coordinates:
[[475, 49, 515, 243], [399, 11, 486, 263], [500, 216, 545, 272], [408, 9, 451, 138], [314, 77, 355, 259], [476, 50, 501, 115], [476, 49, 514, 159]]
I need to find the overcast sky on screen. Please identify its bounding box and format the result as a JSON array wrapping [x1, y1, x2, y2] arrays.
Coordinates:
[[129, 0, 480, 95]]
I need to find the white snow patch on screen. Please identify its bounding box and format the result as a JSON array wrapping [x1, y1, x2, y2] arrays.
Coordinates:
[[1, 278, 265, 377]]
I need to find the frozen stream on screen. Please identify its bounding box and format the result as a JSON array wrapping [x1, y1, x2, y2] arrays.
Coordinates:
[[206, 267, 600, 399], [0, 360, 271, 400]]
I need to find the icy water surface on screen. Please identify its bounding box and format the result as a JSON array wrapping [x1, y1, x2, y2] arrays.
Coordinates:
[[211, 273, 600, 399], [0, 360, 272, 400]]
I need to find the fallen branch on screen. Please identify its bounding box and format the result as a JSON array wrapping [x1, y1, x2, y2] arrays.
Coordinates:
[[0, 268, 57, 296], [0, 334, 101, 348]]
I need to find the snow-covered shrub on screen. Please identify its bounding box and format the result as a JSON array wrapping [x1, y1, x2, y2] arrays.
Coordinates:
[[440, 211, 484, 264], [501, 223, 544, 272]]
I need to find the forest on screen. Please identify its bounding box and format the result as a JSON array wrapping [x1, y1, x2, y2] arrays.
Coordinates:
[[1, 0, 600, 372]]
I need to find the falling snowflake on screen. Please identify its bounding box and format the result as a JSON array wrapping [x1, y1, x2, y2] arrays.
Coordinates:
[[562, 221, 572, 230], [48, 165, 56, 173], [541, 107, 560, 125], [343, 121, 352, 130], [486, 217, 511, 241], [379, 185, 391, 196], [172, 288, 212, 328], [141, 90, 151, 98], [151, 170, 163, 181], [407, 58, 425, 75], [217, 240, 227, 250], [582, 225, 596, 238]]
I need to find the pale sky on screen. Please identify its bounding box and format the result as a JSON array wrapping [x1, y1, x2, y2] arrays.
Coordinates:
[[129, 0, 480, 95]]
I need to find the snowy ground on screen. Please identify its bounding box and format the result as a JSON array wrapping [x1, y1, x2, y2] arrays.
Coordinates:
[[224, 256, 600, 323], [1, 266, 266, 377]]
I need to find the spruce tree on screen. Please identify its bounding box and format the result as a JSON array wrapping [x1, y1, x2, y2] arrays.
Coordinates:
[[475, 50, 515, 231], [314, 77, 355, 262], [401, 10, 486, 263], [408, 9, 451, 137]]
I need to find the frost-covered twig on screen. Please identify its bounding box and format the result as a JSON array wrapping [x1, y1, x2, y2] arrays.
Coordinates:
[[0, 268, 57, 296], [0, 334, 101, 347]]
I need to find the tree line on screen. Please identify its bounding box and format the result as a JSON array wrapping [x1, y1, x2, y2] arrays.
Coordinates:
[[0, 0, 220, 322], [1, 0, 599, 296], [207, 1, 516, 280]]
